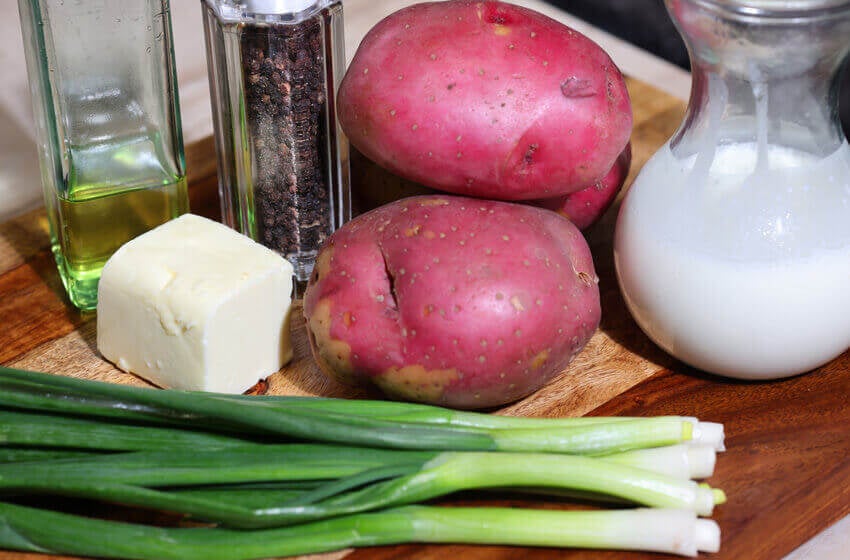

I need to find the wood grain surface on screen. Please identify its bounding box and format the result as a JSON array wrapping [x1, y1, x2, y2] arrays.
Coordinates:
[[0, 77, 847, 560]]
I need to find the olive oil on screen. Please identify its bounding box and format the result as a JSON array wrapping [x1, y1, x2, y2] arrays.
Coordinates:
[[18, 0, 188, 311], [50, 178, 188, 311]]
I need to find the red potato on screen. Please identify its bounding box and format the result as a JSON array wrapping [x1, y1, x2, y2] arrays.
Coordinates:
[[531, 143, 632, 229], [351, 142, 630, 230], [303, 195, 601, 409], [338, 0, 632, 201]]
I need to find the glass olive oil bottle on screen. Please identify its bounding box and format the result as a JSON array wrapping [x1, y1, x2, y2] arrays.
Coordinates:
[[18, 0, 188, 310]]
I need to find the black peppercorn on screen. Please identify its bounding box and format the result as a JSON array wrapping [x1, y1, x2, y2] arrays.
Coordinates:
[[203, 0, 350, 288]]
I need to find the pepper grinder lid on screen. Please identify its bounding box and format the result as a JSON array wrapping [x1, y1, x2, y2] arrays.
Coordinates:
[[205, 0, 329, 18], [243, 0, 323, 13]]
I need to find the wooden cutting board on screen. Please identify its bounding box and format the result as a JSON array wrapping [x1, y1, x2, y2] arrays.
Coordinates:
[[0, 77, 847, 560]]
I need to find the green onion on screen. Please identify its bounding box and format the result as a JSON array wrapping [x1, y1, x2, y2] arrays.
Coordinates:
[[214, 394, 725, 450], [0, 409, 249, 451], [0, 408, 714, 480], [0, 447, 99, 463], [0, 366, 694, 454], [0, 444, 435, 488], [0, 502, 720, 559], [0, 365, 726, 556], [0, 447, 724, 528]]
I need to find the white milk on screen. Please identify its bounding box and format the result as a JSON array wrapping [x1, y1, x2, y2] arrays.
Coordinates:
[[614, 141, 850, 379]]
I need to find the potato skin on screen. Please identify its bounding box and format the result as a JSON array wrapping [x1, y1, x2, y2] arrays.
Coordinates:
[[303, 195, 601, 409], [351, 143, 630, 231], [339, 0, 632, 201], [532, 143, 631, 230]]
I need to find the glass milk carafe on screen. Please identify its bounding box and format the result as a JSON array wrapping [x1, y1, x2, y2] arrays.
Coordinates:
[[18, 0, 189, 310], [614, 0, 850, 379]]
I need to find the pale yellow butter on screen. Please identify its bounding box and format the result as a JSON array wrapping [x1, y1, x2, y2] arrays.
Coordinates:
[[96, 214, 294, 393]]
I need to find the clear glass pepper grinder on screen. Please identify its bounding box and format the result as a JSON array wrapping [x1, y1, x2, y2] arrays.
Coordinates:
[[202, 0, 350, 294], [615, 0, 850, 379]]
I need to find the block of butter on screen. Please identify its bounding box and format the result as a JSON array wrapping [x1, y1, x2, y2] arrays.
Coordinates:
[[97, 214, 294, 393]]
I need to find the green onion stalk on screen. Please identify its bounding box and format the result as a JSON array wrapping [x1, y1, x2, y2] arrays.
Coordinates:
[[0, 409, 248, 451], [0, 367, 708, 454], [0, 396, 719, 480], [0, 502, 721, 559], [0, 445, 724, 528], [219, 394, 725, 450]]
